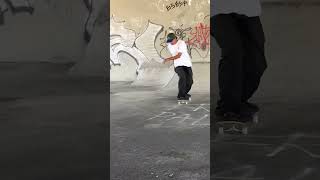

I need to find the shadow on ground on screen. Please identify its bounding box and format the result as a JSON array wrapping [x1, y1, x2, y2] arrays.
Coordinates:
[[0, 63, 107, 180], [211, 97, 320, 180]]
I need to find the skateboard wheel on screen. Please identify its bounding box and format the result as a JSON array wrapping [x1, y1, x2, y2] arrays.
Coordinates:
[[242, 127, 248, 135], [218, 127, 224, 135]]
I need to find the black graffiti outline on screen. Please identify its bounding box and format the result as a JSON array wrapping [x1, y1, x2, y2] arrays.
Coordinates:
[[0, 0, 34, 25], [83, 0, 95, 43], [166, 0, 188, 12], [159, 15, 210, 59]]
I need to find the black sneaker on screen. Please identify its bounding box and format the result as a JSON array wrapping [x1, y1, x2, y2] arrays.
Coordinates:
[[240, 102, 259, 115], [243, 102, 259, 112], [177, 96, 189, 101], [214, 106, 225, 117], [239, 114, 256, 123], [239, 102, 259, 123], [217, 112, 241, 122], [186, 94, 191, 100]]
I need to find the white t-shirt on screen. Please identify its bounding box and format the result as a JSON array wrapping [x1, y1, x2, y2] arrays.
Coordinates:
[[167, 40, 192, 67]]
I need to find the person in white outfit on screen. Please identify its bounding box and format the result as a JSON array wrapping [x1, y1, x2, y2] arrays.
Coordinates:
[[163, 33, 193, 100]]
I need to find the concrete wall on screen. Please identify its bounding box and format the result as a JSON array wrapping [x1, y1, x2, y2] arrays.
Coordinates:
[[0, 0, 108, 76], [110, 0, 210, 85], [212, 1, 320, 99]]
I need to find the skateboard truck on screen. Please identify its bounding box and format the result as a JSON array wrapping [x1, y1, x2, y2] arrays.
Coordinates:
[[177, 97, 191, 104], [177, 99, 190, 104], [216, 113, 259, 135], [218, 123, 248, 135]]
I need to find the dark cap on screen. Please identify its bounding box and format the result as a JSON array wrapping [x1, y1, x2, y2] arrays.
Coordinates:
[[166, 33, 177, 43]]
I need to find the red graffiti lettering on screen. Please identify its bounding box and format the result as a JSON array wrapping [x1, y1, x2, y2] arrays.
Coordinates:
[[186, 23, 210, 50]]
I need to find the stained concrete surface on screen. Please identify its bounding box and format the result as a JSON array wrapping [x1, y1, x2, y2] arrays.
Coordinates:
[[110, 82, 210, 180], [212, 97, 320, 180], [0, 63, 107, 180]]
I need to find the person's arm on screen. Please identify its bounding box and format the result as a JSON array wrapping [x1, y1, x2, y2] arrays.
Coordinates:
[[168, 41, 188, 61], [164, 52, 182, 62], [163, 42, 183, 64]]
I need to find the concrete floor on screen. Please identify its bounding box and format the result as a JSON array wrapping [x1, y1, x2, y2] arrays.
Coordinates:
[[0, 63, 107, 180], [212, 97, 320, 180], [110, 82, 210, 180]]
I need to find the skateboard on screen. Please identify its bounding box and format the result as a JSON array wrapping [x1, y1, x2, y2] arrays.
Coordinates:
[[177, 97, 191, 104], [215, 113, 259, 135]]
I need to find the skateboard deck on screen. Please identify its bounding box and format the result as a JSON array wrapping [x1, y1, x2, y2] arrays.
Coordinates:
[[215, 113, 259, 135], [177, 97, 191, 104]]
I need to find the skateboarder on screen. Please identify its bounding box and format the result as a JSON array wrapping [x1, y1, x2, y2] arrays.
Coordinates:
[[163, 33, 193, 101], [211, 0, 267, 121]]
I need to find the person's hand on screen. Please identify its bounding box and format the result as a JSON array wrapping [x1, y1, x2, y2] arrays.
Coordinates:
[[162, 58, 168, 64]]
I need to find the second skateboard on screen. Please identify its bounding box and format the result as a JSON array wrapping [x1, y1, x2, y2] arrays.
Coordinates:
[[215, 113, 259, 135]]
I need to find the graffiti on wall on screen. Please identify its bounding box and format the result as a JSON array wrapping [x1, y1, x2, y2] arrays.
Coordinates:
[[166, 0, 188, 12], [110, 14, 210, 71], [159, 27, 189, 58], [0, 0, 34, 25], [152, 0, 193, 13], [110, 16, 164, 74], [186, 22, 210, 52], [83, 0, 108, 43], [169, 25, 192, 40], [153, 0, 208, 13], [159, 18, 210, 58], [0, 0, 105, 44], [83, 0, 94, 42]]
